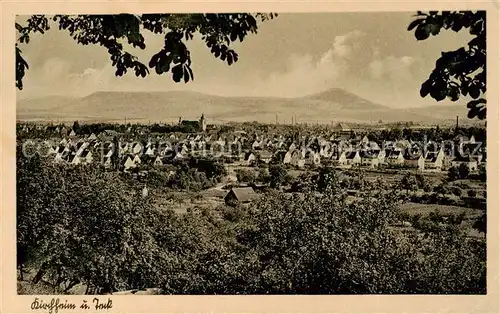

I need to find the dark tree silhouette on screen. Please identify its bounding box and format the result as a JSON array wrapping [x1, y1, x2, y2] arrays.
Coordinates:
[[408, 11, 486, 119], [15, 14, 277, 90]]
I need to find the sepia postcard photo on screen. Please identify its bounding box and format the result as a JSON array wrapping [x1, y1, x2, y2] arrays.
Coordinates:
[[1, 1, 499, 313]]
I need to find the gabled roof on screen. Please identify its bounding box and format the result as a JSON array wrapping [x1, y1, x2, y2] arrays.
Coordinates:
[[345, 151, 359, 159], [80, 150, 91, 158], [333, 123, 351, 131], [359, 150, 380, 159], [452, 155, 477, 162], [227, 187, 258, 203], [387, 150, 403, 159], [259, 150, 273, 159], [425, 151, 441, 162], [403, 150, 423, 161]]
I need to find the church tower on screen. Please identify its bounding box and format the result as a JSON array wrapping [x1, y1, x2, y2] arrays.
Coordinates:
[[199, 113, 207, 132]]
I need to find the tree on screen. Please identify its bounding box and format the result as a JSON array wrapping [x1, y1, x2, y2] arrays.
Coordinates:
[[316, 166, 340, 193], [15, 14, 277, 90], [256, 167, 270, 183], [448, 166, 460, 181], [478, 163, 486, 182], [72, 120, 80, 133], [268, 164, 288, 189], [473, 212, 486, 233], [235, 168, 256, 184], [400, 173, 419, 193], [408, 11, 486, 119], [458, 163, 470, 179]]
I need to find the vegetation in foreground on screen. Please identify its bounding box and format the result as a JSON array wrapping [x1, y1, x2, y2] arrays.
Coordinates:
[[17, 151, 486, 295]]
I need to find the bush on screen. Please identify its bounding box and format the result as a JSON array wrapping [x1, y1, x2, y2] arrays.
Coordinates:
[[451, 186, 463, 197], [448, 166, 460, 181], [256, 168, 270, 183], [467, 189, 477, 197], [221, 205, 246, 222], [268, 164, 288, 188], [478, 164, 486, 182], [458, 163, 470, 179], [235, 168, 256, 184]]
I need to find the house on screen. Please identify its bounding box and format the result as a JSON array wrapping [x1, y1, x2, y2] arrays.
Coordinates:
[[403, 152, 425, 170], [424, 147, 445, 170], [244, 152, 256, 166], [332, 151, 348, 166], [345, 150, 361, 165], [252, 140, 262, 150], [103, 157, 113, 168], [68, 153, 81, 165], [462, 143, 483, 163], [305, 151, 321, 166], [76, 142, 89, 156], [289, 150, 305, 168], [224, 187, 259, 205], [123, 156, 136, 171], [361, 135, 370, 144], [79, 150, 93, 164], [173, 152, 185, 160], [104, 148, 114, 158], [451, 155, 478, 172], [360, 150, 380, 168], [54, 150, 70, 163], [258, 150, 273, 164], [132, 143, 143, 155], [120, 143, 130, 155], [88, 133, 98, 141], [332, 123, 351, 134], [145, 146, 156, 156], [133, 154, 142, 164], [386, 150, 405, 165], [283, 151, 292, 164], [154, 156, 165, 166], [69, 129, 76, 137]]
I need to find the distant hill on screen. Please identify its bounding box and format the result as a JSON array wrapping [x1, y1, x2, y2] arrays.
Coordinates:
[[17, 89, 470, 125], [301, 88, 388, 110]]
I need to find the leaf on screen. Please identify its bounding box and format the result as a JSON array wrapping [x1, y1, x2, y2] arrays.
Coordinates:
[[467, 98, 486, 108], [430, 83, 447, 101], [230, 29, 238, 41], [148, 52, 160, 68], [430, 23, 441, 35], [451, 20, 463, 32], [420, 81, 431, 97], [414, 23, 431, 41], [159, 55, 172, 74], [408, 18, 425, 31], [172, 64, 183, 82], [468, 82, 481, 99]]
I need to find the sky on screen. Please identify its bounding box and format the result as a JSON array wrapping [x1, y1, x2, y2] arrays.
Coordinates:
[[16, 13, 473, 108]]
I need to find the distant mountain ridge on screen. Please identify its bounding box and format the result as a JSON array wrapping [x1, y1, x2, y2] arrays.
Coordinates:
[[17, 88, 469, 125], [301, 88, 388, 110]]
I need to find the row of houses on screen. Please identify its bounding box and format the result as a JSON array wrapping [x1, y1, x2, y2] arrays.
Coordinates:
[[41, 128, 484, 172]]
